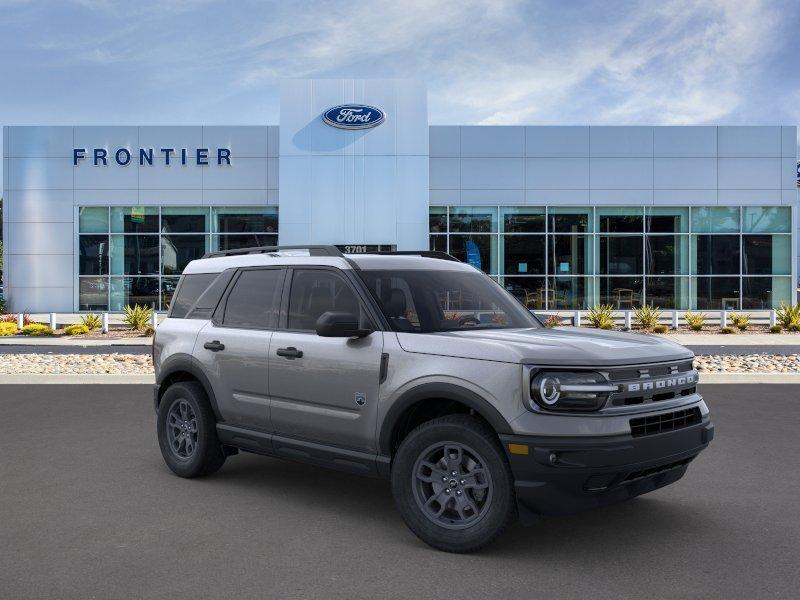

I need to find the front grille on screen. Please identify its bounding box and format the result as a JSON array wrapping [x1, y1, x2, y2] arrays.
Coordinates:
[[623, 457, 693, 483], [608, 360, 698, 407], [629, 407, 702, 437], [608, 360, 693, 382]]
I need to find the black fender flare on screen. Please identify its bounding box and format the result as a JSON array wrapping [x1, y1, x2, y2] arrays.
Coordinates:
[[156, 354, 223, 422], [378, 382, 513, 455]]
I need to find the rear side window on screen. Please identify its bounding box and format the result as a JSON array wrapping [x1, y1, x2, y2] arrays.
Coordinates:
[[169, 273, 217, 318], [222, 268, 283, 329]]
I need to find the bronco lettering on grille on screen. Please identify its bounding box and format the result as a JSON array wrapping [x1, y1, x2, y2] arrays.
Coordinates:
[[627, 373, 695, 393]]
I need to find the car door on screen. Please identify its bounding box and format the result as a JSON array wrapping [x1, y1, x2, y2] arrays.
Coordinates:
[[268, 267, 384, 452], [194, 267, 285, 431]]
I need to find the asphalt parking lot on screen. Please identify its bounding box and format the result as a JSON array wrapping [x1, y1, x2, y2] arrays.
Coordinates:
[[1, 384, 797, 599]]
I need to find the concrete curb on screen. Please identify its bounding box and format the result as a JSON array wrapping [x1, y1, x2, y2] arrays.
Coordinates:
[[0, 374, 154, 384], [665, 334, 800, 345], [698, 373, 800, 384], [0, 337, 152, 346]]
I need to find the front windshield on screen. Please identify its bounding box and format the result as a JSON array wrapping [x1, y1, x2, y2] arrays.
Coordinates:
[[357, 269, 541, 333]]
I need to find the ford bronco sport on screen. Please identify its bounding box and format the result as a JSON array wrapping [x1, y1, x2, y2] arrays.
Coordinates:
[[153, 245, 713, 552]]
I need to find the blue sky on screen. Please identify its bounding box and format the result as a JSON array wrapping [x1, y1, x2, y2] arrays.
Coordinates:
[[2, 0, 799, 187]]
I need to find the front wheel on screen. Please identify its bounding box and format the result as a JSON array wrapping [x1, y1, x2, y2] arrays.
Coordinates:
[[157, 381, 226, 478], [391, 415, 517, 553]]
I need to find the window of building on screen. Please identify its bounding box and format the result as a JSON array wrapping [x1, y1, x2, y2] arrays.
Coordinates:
[[430, 204, 793, 310], [77, 206, 278, 311]]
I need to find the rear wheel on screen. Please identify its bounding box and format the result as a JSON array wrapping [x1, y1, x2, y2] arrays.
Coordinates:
[[157, 381, 225, 478], [391, 414, 517, 552]]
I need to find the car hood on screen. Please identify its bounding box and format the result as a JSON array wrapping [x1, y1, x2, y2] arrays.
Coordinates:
[[395, 326, 693, 366]]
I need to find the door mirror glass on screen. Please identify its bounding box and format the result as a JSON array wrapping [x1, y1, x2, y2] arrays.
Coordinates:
[[315, 311, 372, 338]]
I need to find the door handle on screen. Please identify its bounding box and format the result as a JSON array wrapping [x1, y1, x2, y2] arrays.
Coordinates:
[[203, 340, 225, 352], [276, 346, 303, 359]]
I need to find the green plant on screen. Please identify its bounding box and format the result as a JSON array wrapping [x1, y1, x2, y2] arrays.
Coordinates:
[[683, 311, 706, 331], [64, 323, 90, 336], [0, 322, 17, 336], [0, 313, 33, 326], [587, 304, 615, 330], [729, 313, 750, 331], [720, 326, 735, 334], [776, 303, 800, 329], [123, 304, 153, 331], [543, 315, 562, 328], [80, 313, 102, 330], [789, 323, 800, 333], [21, 323, 54, 336], [652, 324, 668, 334], [634, 305, 661, 330], [769, 324, 783, 334], [0, 297, 5, 314]]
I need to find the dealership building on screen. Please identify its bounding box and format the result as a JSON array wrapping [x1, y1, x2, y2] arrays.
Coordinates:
[[2, 78, 797, 312]]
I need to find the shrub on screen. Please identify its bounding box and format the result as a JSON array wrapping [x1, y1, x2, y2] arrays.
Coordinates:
[[543, 315, 562, 328], [123, 304, 153, 331], [729, 313, 750, 331], [720, 326, 735, 334], [0, 297, 5, 314], [789, 323, 800, 333], [634, 305, 661, 330], [80, 313, 102, 330], [587, 304, 615, 330], [0, 313, 33, 326], [776, 303, 800, 329], [683, 311, 706, 331], [64, 323, 90, 336], [21, 323, 54, 336], [141, 325, 156, 337], [769, 324, 783, 334], [652, 324, 668, 334], [0, 322, 18, 336]]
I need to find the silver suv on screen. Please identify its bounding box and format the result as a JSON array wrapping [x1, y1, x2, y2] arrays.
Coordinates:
[[153, 245, 713, 552]]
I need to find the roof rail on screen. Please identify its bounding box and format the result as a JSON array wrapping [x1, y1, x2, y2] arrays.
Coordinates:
[[365, 250, 461, 262], [202, 245, 345, 259]]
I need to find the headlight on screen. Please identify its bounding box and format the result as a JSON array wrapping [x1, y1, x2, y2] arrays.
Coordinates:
[[529, 371, 618, 412]]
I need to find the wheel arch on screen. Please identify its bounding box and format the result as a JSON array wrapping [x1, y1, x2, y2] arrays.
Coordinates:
[[156, 354, 223, 422], [379, 383, 513, 456]]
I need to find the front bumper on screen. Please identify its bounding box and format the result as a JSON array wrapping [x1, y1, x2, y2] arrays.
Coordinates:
[[500, 416, 713, 516]]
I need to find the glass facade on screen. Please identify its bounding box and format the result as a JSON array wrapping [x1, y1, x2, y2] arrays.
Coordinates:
[[430, 206, 793, 310], [78, 206, 278, 311]]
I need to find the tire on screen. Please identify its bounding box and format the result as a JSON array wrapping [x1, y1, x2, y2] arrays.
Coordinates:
[[391, 414, 517, 553], [157, 381, 226, 478]]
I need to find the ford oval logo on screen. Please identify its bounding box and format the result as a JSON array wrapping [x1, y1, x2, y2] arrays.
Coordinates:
[[322, 104, 385, 130]]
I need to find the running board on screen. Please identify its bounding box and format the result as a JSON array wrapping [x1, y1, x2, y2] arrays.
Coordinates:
[[216, 423, 389, 478]]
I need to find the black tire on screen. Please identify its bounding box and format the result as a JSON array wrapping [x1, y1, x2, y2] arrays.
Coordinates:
[[157, 381, 226, 478], [391, 414, 517, 553]]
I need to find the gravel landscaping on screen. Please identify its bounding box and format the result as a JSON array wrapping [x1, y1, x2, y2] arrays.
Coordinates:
[[0, 352, 798, 375]]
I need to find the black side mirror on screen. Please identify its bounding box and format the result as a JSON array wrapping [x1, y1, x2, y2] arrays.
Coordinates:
[[315, 311, 372, 338]]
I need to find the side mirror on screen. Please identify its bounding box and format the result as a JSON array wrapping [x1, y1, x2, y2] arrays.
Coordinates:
[[315, 311, 372, 338]]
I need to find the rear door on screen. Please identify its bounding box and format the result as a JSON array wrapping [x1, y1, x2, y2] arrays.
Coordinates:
[[194, 267, 285, 431], [268, 267, 384, 452]]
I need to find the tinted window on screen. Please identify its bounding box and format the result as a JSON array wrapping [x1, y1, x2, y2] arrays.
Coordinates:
[[222, 269, 283, 329], [287, 270, 366, 331], [170, 273, 217, 318]]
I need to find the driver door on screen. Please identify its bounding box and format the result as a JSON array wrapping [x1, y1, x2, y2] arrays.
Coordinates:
[[268, 267, 384, 452]]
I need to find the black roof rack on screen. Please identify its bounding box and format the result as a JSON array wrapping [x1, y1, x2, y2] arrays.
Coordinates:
[[202, 245, 345, 259], [363, 250, 461, 262]]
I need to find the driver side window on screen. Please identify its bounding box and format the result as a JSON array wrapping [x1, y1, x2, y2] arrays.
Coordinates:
[[286, 269, 368, 331]]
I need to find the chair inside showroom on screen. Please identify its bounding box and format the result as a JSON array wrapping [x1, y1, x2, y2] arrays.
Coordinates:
[[538, 288, 555, 310], [523, 290, 539, 309], [614, 288, 634, 309]]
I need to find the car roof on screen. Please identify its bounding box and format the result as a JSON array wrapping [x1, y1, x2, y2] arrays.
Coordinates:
[[183, 251, 475, 275]]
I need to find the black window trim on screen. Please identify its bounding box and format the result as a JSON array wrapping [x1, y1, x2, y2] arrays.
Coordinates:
[[278, 266, 386, 333], [211, 266, 287, 331]]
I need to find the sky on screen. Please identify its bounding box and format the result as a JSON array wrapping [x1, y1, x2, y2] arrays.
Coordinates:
[[1, 0, 799, 187]]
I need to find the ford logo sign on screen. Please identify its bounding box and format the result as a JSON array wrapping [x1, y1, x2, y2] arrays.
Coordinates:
[[322, 104, 385, 130]]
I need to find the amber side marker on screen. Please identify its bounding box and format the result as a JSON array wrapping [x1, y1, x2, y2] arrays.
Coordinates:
[[507, 443, 529, 455]]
